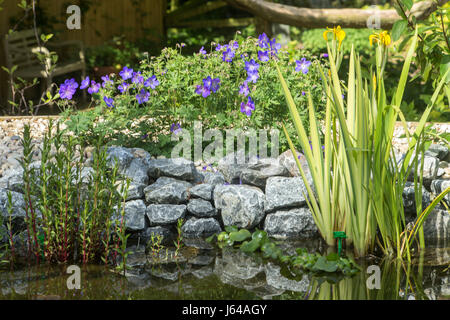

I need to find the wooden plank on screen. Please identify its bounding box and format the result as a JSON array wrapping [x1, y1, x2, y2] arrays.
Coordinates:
[[167, 17, 255, 28]]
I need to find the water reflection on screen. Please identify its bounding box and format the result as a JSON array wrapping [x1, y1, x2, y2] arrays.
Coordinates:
[[0, 243, 448, 300]]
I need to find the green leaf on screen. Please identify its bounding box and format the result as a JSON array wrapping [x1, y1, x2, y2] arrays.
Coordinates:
[[393, 3, 408, 20], [391, 20, 408, 42], [224, 225, 238, 233], [229, 229, 251, 242], [312, 256, 339, 273], [326, 252, 339, 261], [240, 238, 261, 253], [401, 0, 413, 11], [440, 55, 450, 83]]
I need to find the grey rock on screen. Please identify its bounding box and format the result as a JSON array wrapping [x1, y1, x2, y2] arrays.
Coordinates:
[[189, 183, 213, 201], [187, 198, 216, 217], [106, 146, 134, 171], [407, 155, 439, 186], [431, 180, 450, 205], [402, 182, 432, 215], [123, 183, 146, 201], [147, 158, 197, 181], [11, 230, 31, 258], [278, 150, 313, 183], [265, 177, 308, 213], [265, 262, 310, 292], [123, 158, 151, 185], [264, 208, 318, 239], [0, 188, 27, 234], [214, 184, 265, 229], [140, 226, 174, 245], [202, 171, 226, 186], [144, 178, 192, 204], [240, 157, 289, 189], [130, 226, 174, 246], [181, 217, 222, 238], [71, 167, 94, 186], [217, 150, 252, 183], [0, 169, 23, 193], [426, 144, 449, 161], [113, 200, 147, 232], [422, 209, 449, 246], [146, 204, 186, 226]]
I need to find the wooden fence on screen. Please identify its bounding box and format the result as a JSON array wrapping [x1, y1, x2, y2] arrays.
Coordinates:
[[0, 0, 165, 108]]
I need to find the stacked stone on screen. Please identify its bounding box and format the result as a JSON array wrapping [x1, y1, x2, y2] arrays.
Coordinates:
[[1, 143, 449, 250]]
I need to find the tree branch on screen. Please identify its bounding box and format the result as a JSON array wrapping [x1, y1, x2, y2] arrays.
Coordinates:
[[225, 0, 448, 29]]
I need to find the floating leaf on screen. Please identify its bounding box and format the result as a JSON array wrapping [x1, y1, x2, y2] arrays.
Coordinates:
[[229, 229, 251, 242]]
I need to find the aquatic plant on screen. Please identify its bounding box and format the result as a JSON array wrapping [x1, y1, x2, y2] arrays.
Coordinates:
[[13, 121, 130, 266], [207, 227, 360, 276], [174, 218, 184, 259], [278, 26, 449, 259]]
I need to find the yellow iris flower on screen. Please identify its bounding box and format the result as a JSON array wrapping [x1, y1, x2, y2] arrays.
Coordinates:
[[369, 31, 391, 46], [323, 26, 346, 49]]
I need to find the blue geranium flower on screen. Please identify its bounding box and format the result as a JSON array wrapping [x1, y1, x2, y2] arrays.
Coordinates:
[[88, 81, 100, 95], [295, 58, 312, 74], [258, 33, 269, 48], [136, 89, 150, 105], [119, 66, 134, 80], [245, 59, 260, 74], [144, 75, 160, 89], [239, 81, 249, 97], [258, 51, 269, 62], [240, 96, 255, 117], [59, 78, 78, 100], [132, 72, 144, 85], [199, 46, 207, 55], [103, 96, 114, 108], [80, 76, 90, 90], [195, 84, 211, 98], [118, 82, 129, 93], [222, 47, 235, 62], [211, 78, 220, 93]]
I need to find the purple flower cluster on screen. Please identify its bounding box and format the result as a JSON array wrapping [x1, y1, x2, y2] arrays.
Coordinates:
[[60, 65, 161, 108], [59, 79, 79, 100], [195, 76, 220, 98], [257, 33, 281, 62], [216, 41, 238, 63]]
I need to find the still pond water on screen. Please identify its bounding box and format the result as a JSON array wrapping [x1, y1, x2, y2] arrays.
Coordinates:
[[1, 239, 449, 300]]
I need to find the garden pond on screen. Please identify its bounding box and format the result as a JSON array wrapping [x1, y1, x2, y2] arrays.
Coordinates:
[[1, 239, 449, 300]]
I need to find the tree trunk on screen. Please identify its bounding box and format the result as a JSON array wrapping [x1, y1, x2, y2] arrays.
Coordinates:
[[225, 0, 448, 29]]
